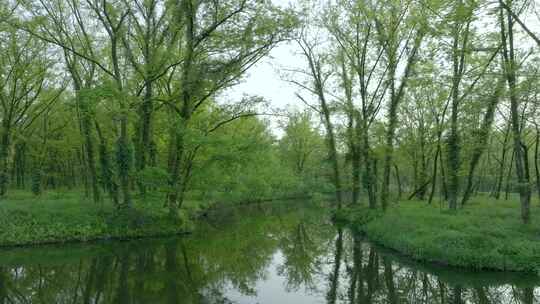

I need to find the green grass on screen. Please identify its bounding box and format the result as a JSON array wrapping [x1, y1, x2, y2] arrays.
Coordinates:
[[0, 190, 190, 247], [338, 196, 540, 274]]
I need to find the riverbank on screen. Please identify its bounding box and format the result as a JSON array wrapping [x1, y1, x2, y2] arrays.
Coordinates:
[[0, 190, 189, 247], [336, 197, 540, 274], [0, 198, 538, 303]]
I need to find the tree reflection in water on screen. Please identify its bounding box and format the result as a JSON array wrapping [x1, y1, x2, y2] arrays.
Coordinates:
[[0, 202, 537, 303]]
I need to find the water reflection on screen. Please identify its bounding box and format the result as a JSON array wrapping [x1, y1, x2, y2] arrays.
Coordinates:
[[0, 202, 538, 303]]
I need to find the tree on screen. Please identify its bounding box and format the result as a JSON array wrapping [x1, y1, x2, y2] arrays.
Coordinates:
[[0, 28, 51, 197], [162, 0, 297, 217], [460, 76, 504, 206], [324, 0, 389, 208], [446, 0, 474, 211], [121, 0, 177, 196], [376, 0, 426, 210], [499, 0, 531, 223], [295, 35, 344, 208], [25, 0, 106, 204], [279, 110, 324, 177]]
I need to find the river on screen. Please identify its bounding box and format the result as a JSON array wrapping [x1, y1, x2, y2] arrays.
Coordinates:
[[0, 201, 538, 303]]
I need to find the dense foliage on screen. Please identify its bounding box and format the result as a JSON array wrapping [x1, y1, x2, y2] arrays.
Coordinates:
[[0, 0, 319, 216]]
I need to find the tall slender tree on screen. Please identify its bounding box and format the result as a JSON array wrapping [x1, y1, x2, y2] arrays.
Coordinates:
[[499, 0, 531, 223]]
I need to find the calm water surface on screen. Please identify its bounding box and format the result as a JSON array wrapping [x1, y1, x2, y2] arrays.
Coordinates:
[[0, 202, 538, 303]]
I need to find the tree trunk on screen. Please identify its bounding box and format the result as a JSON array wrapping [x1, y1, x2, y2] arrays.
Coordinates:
[[440, 149, 449, 200], [117, 114, 133, 209], [321, 100, 343, 208], [80, 146, 90, 197], [493, 123, 510, 199], [135, 79, 154, 196], [167, 0, 195, 218], [373, 158, 379, 201], [167, 121, 186, 218], [0, 124, 10, 197], [340, 55, 360, 206], [381, 95, 399, 210], [417, 129, 428, 200], [14, 142, 26, 189], [381, 31, 424, 210], [301, 39, 343, 208], [447, 6, 471, 211], [461, 79, 502, 206], [352, 149, 361, 205], [78, 93, 101, 204], [499, 1, 531, 223], [428, 146, 440, 205], [429, 96, 450, 205], [67, 61, 100, 204], [95, 121, 119, 206], [505, 150, 515, 200], [448, 45, 462, 210], [394, 164, 402, 200], [360, 116, 377, 209], [534, 125, 540, 204]]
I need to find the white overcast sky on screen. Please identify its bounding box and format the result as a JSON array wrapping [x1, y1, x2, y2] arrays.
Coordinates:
[[220, 0, 540, 136], [220, 0, 306, 116], [222, 42, 302, 109]]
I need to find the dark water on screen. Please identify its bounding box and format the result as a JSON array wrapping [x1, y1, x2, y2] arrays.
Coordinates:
[[0, 202, 538, 303]]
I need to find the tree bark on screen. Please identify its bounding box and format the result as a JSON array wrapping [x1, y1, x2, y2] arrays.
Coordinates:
[[461, 78, 502, 206], [493, 123, 510, 199], [0, 124, 10, 197], [321, 101, 343, 208], [499, 0, 531, 223], [505, 150, 515, 200], [534, 125, 540, 204], [135, 79, 154, 196], [361, 117, 377, 209], [300, 39, 343, 208], [167, 119, 187, 218], [117, 115, 133, 209], [381, 30, 424, 210], [78, 92, 101, 204], [95, 120, 119, 206], [394, 164, 402, 200], [13, 142, 26, 189], [341, 55, 360, 205], [167, 0, 195, 218], [447, 12, 471, 211], [428, 146, 440, 205]]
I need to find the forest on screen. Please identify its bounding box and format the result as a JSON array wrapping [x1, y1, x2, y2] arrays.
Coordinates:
[[1, 0, 540, 281]]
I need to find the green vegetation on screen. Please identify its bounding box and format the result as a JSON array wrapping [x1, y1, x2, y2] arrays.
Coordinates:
[[0, 204, 538, 303], [337, 197, 540, 273], [0, 190, 189, 246]]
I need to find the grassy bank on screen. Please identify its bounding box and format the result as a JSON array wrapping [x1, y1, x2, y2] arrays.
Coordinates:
[[336, 197, 540, 274], [0, 190, 189, 247]]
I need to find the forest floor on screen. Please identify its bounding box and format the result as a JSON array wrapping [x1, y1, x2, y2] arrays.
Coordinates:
[[0, 190, 189, 247], [337, 195, 540, 274]]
